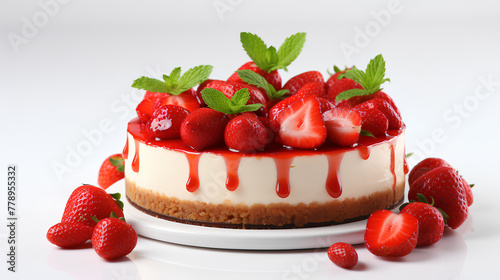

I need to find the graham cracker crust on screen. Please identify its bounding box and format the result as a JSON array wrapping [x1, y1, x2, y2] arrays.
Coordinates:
[[125, 180, 404, 229]]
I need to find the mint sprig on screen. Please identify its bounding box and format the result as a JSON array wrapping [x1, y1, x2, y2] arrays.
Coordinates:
[[335, 54, 390, 101], [132, 65, 213, 95], [201, 88, 263, 115], [240, 32, 306, 73], [236, 69, 289, 100]]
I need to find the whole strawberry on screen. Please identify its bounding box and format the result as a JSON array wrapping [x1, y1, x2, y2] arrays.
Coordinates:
[[98, 154, 124, 189], [47, 222, 94, 248], [92, 214, 137, 260], [408, 167, 468, 229], [61, 185, 124, 227], [399, 195, 445, 246], [328, 242, 358, 268], [408, 158, 452, 186]]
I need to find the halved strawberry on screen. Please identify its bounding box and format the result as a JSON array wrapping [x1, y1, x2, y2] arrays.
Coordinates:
[[153, 89, 200, 113], [147, 105, 190, 139], [224, 113, 273, 152], [364, 210, 419, 257], [354, 98, 403, 129], [269, 90, 325, 132], [227, 61, 282, 91], [356, 108, 389, 137], [283, 71, 324, 96], [180, 108, 230, 150], [322, 107, 362, 146], [277, 96, 327, 149]]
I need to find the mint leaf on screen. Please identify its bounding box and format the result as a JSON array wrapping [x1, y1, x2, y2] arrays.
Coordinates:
[[236, 69, 289, 100], [109, 156, 124, 172], [274, 32, 306, 72], [335, 88, 369, 102], [336, 54, 390, 101], [240, 32, 306, 73], [241, 32, 270, 71], [201, 88, 263, 115], [132, 65, 213, 95], [360, 129, 375, 138]]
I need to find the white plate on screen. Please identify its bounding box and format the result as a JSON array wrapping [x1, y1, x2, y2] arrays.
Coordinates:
[[108, 181, 371, 250]]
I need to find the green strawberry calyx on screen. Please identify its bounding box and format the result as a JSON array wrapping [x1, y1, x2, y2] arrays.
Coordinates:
[[335, 54, 390, 102], [132, 65, 213, 95], [109, 156, 124, 173], [240, 32, 306, 73], [236, 69, 289, 100], [399, 193, 450, 224], [201, 87, 263, 115], [91, 211, 126, 223]]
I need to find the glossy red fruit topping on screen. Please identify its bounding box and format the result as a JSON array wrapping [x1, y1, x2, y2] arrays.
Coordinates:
[[353, 98, 403, 129], [61, 185, 124, 227], [400, 200, 445, 247], [227, 61, 282, 91], [147, 105, 190, 139], [180, 108, 231, 150], [92, 216, 137, 260], [282, 71, 324, 95], [135, 98, 156, 122], [364, 210, 419, 257], [356, 108, 389, 137], [196, 80, 268, 115], [98, 154, 124, 189], [153, 89, 200, 113], [224, 113, 273, 153], [327, 77, 362, 102], [409, 167, 469, 229], [47, 222, 94, 248], [327, 242, 358, 268], [277, 96, 327, 149], [322, 107, 362, 146]]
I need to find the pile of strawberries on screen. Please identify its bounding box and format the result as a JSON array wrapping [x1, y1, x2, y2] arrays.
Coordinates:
[[328, 157, 474, 269], [47, 185, 137, 260], [132, 32, 404, 153]]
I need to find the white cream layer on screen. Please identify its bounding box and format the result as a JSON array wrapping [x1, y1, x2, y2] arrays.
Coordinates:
[[124, 132, 405, 206]]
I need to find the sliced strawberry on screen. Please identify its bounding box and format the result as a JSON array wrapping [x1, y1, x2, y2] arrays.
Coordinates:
[[353, 98, 403, 129], [283, 71, 324, 95], [277, 96, 327, 149], [196, 80, 268, 116], [147, 105, 190, 139], [356, 108, 389, 137], [136, 98, 156, 122], [227, 61, 282, 91], [180, 108, 231, 150], [153, 89, 200, 113], [364, 210, 419, 257], [269, 90, 325, 133], [322, 107, 362, 146], [224, 113, 273, 152]]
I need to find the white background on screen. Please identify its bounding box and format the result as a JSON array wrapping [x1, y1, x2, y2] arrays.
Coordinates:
[[1, 0, 500, 279]]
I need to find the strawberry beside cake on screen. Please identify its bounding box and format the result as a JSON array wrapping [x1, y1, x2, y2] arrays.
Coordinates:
[[123, 32, 407, 228]]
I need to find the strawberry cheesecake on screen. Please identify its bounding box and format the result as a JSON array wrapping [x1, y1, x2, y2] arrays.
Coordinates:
[[123, 32, 408, 228]]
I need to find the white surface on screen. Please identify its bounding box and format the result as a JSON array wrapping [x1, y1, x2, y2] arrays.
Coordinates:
[[112, 182, 368, 250], [1, 0, 500, 279]]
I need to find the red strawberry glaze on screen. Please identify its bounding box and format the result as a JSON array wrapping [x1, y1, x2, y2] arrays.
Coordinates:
[[122, 137, 129, 160], [126, 118, 404, 199], [224, 154, 241, 192], [186, 153, 201, 192], [131, 140, 140, 173]]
